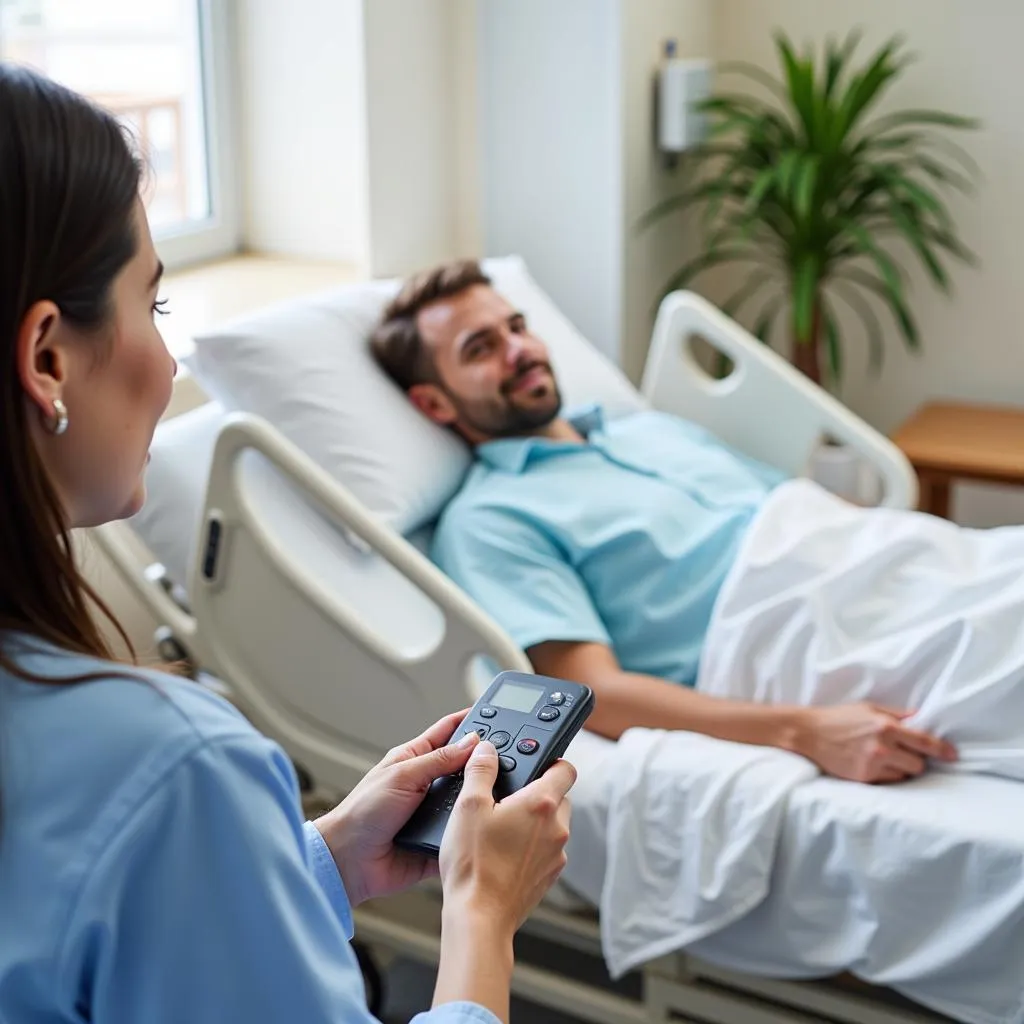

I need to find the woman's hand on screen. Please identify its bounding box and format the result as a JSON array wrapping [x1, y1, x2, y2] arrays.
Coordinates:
[[313, 709, 481, 906], [439, 740, 576, 933], [429, 741, 576, 1020]]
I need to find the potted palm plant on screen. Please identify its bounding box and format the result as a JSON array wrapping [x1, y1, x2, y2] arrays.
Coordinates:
[[643, 31, 979, 389]]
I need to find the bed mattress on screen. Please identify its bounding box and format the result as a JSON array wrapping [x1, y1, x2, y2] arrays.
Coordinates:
[[563, 729, 1024, 1024]]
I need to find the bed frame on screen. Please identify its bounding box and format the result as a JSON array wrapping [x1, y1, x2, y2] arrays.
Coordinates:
[[94, 291, 940, 1023]]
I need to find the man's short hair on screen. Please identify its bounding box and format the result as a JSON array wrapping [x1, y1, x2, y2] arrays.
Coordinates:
[[370, 259, 492, 391]]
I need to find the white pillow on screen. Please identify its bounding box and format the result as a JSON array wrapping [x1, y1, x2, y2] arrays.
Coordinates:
[[183, 255, 642, 535]]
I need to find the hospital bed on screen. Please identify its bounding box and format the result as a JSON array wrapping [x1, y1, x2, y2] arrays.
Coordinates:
[[92, 257, 1024, 1024]]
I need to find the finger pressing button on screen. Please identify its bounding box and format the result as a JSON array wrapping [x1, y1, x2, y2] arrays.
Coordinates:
[[488, 730, 512, 750]]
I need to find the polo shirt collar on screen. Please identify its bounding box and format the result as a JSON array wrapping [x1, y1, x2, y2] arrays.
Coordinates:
[[476, 404, 605, 473]]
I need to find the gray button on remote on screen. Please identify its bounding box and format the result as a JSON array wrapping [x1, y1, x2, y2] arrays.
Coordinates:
[[489, 730, 512, 750]]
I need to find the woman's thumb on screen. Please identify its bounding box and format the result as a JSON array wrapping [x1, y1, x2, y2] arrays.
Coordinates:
[[462, 739, 499, 795], [401, 732, 480, 789]]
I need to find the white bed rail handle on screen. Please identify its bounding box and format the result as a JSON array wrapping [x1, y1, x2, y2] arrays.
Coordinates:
[[640, 291, 918, 511], [184, 412, 531, 794], [203, 413, 527, 676]]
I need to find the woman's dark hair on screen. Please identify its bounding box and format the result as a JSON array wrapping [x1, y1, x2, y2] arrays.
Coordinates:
[[0, 62, 142, 681]]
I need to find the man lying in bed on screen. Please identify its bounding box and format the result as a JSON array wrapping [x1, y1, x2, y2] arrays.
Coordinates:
[[370, 259, 964, 785]]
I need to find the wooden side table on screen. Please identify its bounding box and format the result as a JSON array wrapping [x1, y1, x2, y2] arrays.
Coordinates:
[[890, 401, 1024, 518]]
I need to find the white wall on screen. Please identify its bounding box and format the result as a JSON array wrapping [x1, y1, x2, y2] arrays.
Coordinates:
[[714, 0, 1024, 524], [238, 0, 468, 276], [238, 0, 370, 265], [620, 0, 714, 382], [362, 0, 463, 276], [453, 0, 483, 257], [474, 1, 715, 374], [478, 0, 625, 361]]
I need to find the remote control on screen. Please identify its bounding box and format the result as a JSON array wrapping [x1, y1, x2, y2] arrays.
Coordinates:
[[395, 671, 594, 857]]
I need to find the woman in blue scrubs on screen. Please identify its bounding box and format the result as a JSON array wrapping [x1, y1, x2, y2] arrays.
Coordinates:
[[0, 65, 575, 1024]]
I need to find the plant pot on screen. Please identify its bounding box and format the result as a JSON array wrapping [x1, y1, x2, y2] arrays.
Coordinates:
[[809, 441, 882, 506]]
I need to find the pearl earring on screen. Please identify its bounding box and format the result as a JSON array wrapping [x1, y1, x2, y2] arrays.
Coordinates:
[[48, 398, 69, 436]]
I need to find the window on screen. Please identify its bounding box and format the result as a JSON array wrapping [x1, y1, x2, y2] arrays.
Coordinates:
[[0, 0, 239, 268]]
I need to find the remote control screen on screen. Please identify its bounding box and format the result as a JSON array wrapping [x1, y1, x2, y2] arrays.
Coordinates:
[[491, 679, 546, 713]]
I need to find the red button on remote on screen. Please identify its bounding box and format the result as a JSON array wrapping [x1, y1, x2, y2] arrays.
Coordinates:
[[516, 738, 540, 755]]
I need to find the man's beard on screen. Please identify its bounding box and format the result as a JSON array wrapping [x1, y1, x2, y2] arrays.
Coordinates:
[[448, 360, 562, 439]]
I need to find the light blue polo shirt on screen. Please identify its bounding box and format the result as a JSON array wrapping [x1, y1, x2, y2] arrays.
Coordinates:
[[432, 408, 786, 685]]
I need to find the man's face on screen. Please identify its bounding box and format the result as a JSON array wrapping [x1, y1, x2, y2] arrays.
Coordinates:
[[411, 284, 563, 443]]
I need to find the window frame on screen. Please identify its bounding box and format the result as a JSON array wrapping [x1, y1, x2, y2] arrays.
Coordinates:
[[0, 0, 242, 269], [151, 0, 241, 270]]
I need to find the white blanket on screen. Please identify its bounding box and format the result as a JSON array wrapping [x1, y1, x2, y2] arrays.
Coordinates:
[[589, 733, 1024, 1023], [595, 480, 1024, 1019], [600, 729, 816, 976], [690, 771, 1024, 1024], [701, 478, 1024, 780]]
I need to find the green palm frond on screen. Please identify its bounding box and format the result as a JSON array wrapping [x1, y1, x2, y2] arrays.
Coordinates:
[[835, 265, 920, 349], [651, 247, 770, 316], [823, 30, 863, 99], [720, 268, 778, 319], [752, 294, 787, 344], [640, 30, 979, 385], [832, 280, 885, 373]]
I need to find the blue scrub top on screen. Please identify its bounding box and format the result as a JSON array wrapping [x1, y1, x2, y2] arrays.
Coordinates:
[[0, 635, 497, 1024]]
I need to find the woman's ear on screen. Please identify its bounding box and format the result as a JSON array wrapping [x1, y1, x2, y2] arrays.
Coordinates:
[[16, 299, 67, 417], [409, 383, 457, 426]]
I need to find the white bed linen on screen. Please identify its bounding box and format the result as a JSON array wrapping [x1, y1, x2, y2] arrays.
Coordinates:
[[702, 478, 1024, 781], [134, 416, 1024, 1023], [598, 730, 817, 969], [693, 771, 1024, 1024], [562, 729, 1024, 1024], [564, 483, 1024, 1021]]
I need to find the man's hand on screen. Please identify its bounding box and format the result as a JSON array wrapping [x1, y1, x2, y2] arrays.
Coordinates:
[[794, 703, 958, 783]]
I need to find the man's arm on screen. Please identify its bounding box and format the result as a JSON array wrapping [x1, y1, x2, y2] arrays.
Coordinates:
[[530, 640, 958, 784]]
